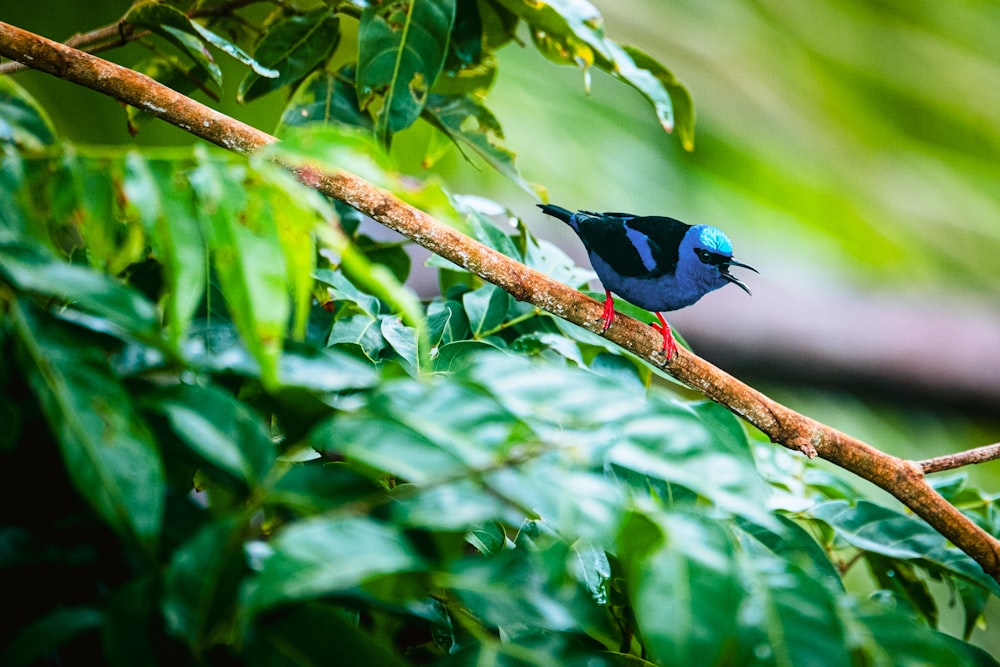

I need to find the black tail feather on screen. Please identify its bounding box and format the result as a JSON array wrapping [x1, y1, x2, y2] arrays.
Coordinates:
[[537, 204, 575, 223]]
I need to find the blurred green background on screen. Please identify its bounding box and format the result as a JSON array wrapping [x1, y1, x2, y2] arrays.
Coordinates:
[[4, 0, 999, 648]]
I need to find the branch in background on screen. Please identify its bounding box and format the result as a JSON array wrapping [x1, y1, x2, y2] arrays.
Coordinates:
[[2, 20, 999, 582], [0, 0, 261, 75], [920, 443, 1000, 475]]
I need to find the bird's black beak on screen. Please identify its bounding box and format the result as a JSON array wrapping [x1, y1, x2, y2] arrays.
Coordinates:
[[719, 258, 757, 296]]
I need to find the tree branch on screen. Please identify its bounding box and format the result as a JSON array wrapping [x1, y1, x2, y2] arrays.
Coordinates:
[[919, 443, 1000, 475], [2, 20, 999, 582], [0, 0, 261, 75]]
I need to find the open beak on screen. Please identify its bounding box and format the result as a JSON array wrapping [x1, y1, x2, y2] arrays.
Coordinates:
[[719, 258, 757, 296]]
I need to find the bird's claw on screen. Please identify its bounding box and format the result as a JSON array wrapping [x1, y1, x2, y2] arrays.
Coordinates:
[[650, 313, 678, 363]]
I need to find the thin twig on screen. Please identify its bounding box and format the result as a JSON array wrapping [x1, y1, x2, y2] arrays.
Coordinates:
[[1, 21, 999, 583], [919, 443, 1000, 475]]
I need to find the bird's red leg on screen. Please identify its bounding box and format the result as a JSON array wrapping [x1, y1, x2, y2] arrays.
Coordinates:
[[600, 290, 616, 333], [650, 312, 678, 360]]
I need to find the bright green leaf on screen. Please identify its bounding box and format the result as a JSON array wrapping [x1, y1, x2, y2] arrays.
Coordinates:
[[462, 283, 512, 337], [616, 511, 743, 666]]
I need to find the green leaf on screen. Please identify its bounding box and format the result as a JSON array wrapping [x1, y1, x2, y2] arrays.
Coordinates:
[[0, 76, 57, 151], [390, 479, 513, 530], [11, 303, 165, 553], [264, 461, 382, 516], [125, 1, 223, 86], [243, 516, 424, 616], [811, 500, 1000, 596], [854, 600, 1000, 667], [357, 0, 457, 142], [133, 157, 207, 347], [381, 315, 419, 371], [616, 511, 743, 666], [423, 93, 536, 195], [238, 8, 340, 103], [246, 602, 407, 667], [462, 283, 512, 337], [737, 524, 852, 667], [163, 517, 248, 649], [431, 339, 499, 373], [277, 65, 374, 134], [600, 41, 677, 137], [0, 242, 161, 345], [623, 44, 695, 150], [446, 543, 583, 632], [189, 155, 290, 388], [148, 383, 276, 487], [495, 0, 608, 69], [0, 607, 104, 667], [188, 21, 279, 79]]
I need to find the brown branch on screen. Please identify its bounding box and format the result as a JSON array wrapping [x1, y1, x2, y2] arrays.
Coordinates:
[[919, 443, 1000, 475], [2, 20, 999, 583], [0, 0, 262, 75]]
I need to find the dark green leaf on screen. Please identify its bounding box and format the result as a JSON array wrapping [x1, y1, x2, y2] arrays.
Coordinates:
[[163, 517, 248, 649], [855, 600, 1000, 667], [0, 77, 57, 151], [277, 65, 374, 134], [264, 461, 382, 515], [812, 500, 1000, 596], [125, 1, 223, 85], [238, 8, 340, 103], [357, 0, 457, 141], [246, 602, 407, 667], [11, 303, 165, 552], [423, 93, 536, 194], [148, 383, 276, 487], [243, 517, 423, 615], [0, 607, 104, 667], [0, 242, 161, 344]]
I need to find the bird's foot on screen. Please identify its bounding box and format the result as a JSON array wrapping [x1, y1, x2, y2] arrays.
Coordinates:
[[650, 312, 678, 362], [599, 290, 616, 334]]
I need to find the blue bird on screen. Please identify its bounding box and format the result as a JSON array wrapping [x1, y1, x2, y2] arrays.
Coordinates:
[[538, 204, 757, 359]]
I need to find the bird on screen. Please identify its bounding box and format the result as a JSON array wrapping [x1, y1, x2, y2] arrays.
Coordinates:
[[538, 204, 757, 360]]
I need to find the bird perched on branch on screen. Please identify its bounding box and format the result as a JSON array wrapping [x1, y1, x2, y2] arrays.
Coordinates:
[[538, 204, 757, 360]]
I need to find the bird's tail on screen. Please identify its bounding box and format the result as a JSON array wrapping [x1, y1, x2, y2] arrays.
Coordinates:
[[537, 204, 575, 226]]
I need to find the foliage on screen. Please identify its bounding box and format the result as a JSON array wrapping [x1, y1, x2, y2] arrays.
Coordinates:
[[1, 1, 999, 665]]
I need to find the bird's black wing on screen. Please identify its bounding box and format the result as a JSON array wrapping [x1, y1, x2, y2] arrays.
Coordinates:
[[572, 212, 651, 278], [619, 215, 690, 277]]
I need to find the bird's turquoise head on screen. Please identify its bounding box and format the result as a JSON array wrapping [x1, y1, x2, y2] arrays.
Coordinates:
[[679, 225, 758, 296]]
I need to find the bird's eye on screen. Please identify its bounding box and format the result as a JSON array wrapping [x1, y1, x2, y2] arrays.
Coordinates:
[[695, 249, 713, 264]]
